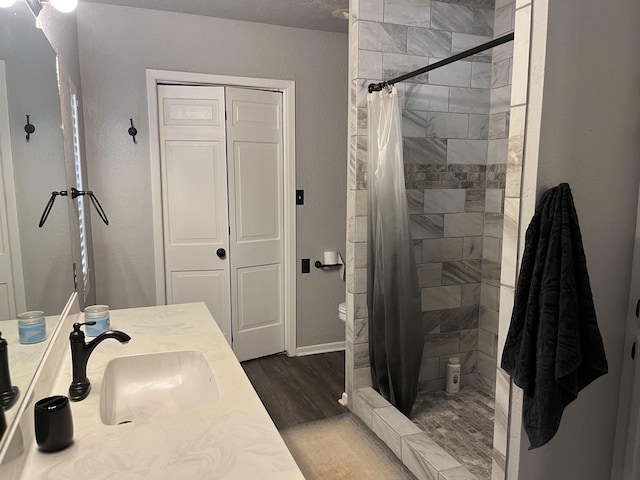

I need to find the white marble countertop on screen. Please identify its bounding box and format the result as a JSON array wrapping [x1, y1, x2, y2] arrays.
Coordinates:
[[17, 303, 304, 479]]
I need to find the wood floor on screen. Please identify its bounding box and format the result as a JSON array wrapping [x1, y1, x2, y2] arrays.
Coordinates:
[[241, 351, 348, 430]]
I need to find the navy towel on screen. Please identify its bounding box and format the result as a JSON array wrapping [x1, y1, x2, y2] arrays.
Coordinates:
[[501, 183, 608, 449]]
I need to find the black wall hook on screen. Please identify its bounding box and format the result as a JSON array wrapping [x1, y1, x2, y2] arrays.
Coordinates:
[[128, 118, 137, 144], [24, 115, 35, 142]]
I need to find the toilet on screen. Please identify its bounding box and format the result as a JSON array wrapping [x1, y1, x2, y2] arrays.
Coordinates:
[[338, 302, 346, 323]]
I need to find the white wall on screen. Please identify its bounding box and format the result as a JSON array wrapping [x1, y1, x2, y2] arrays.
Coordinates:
[[76, 3, 348, 347], [518, 0, 640, 478]]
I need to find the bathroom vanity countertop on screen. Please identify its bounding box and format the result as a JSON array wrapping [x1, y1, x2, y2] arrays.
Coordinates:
[[17, 303, 304, 479]]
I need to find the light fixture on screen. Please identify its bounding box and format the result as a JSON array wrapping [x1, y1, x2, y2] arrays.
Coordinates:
[[331, 8, 349, 20], [0, 0, 17, 8]]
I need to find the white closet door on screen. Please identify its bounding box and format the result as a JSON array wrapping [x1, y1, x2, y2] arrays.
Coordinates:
[[226, 87, 284, 362], [158, 85, 231, 342]]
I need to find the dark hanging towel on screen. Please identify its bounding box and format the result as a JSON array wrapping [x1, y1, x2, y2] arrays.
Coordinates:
[[501, 183, 608, 449]]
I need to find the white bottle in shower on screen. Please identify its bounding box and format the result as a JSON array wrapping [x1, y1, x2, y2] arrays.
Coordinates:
[[446, 357, 461, 394]]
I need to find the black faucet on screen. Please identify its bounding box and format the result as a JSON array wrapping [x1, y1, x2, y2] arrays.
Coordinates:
[[68, 322, 130, 402]]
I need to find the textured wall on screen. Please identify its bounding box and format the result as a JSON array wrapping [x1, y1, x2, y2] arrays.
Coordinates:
[[76, 3, 348, 348]]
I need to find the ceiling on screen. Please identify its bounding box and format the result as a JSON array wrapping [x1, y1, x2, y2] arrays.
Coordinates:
[[82, 0, 350, 33]]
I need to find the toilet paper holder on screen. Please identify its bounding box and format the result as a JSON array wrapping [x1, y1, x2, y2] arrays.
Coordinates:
[[314, 260, 341, 269], [315, 251, 343, 269]]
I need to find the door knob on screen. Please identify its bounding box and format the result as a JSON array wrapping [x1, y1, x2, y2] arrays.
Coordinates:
[[216, 248, 226, 259]]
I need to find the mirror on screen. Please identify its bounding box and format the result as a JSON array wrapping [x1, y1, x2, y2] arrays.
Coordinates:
[[0, 1, 73, 442]]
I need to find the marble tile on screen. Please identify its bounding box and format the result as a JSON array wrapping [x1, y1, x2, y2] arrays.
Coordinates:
[[384, 3, 431, 27], [354, 292, 368, 318], [354, 341, 370, 369], [407, 189, 425, 214], [480, 283, 499, 310], [500, 197, 520, 288], [418, 263, 443, 287], [358, 0, 384, 22], [488, 112, 508, 139], [358, 50, 383, 79], [478, 351, 497, 382], [438, 0, 496, 7], [429, 60, 472, 88], [440, 465, 478, 480], [493, 368, 510, 457], [354, 315, 369, 343], [442, 260, 482, 285], [443, 212, 484, 237], [460, 283, 481, 306], [489, 84, 511, 114], [478, 328, 497, 357], [474, 8, 494, 36], [422, 285, 461, 311], [439, 350, 476, 376], [452, 33, 493, 62], [354, 366, 373, 388], [426, 112, 469, 139], [355, 215, 367, 242], [449, 87, 490, 114], [497, 285, 514, 359], [511, 4, 532, 107], [405, 83, 450, 112], [411, 214, 445, 239], [384, 53, 430, 84], [419, 377, 446, 392], [491, 41, 513, 64], [402, 432, 461, 479], [404, 137, 448, 165], [447, 139, 487, 165], [468, 114, 488, 139], [424, 332, 460, 357], [492, 58, 511, 89], [357, 107, 368, 135], [485, 188, 504, 213], [495, 0, 514, 7], [407, 27, 452, 57], [422, 237, 464, 262], [464, 190, 485, 213], [482, 259, 501, 287], [488, 138, 508, 165], [462, 236, 483, 260], [483, 236, 501, 262], [419, 356, 440, 382], [460, 328, 478, 351], [431, 2, 474, 34], [505, 105, 525, 198], [479, 305, 499, 335], [439, 304, 479, 331], [423, 310, 442, 334], [353, 387, 391, 429], [471, 62, 491, 89], [424, 189, 466, 213], [372, 406, 422, 457], [354, 242, 367, 267], [494, 3, 514, 36], [484, 212, 504, 238], [403, 110, 428, 137], [359, 21, 407, 53], [414, 239, 424, 263]]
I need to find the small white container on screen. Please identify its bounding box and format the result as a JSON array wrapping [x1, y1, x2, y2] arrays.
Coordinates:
[[445, 357, 461, 394], [18, 311, 46, 344], [84, 305, 110, 337]]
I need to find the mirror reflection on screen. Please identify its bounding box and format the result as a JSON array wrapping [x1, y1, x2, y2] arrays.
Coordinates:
[[0, 1, 73, 441]]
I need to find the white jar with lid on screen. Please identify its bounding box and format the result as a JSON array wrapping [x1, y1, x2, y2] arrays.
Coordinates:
[[18, 311, 46, 344], [445, 357, 461, 394], [84, 305, 110, 337]]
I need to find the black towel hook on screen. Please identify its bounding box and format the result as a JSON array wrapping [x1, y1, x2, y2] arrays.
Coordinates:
[[24, 115, 35, 142], [128, 118, 137, 144]]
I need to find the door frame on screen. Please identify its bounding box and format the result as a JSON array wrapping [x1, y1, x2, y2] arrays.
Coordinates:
[[146, 69, 297, 356]]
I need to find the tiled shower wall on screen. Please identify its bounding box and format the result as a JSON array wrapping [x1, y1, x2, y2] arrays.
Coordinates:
[[478, 0, 515, 390], [346, 0, 513, 402]]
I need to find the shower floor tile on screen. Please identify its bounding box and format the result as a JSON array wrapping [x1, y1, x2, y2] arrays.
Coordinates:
[[410, 383, 495, 479]]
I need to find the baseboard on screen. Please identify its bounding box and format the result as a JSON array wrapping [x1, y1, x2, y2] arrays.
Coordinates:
[[296, 341, 345, 356]]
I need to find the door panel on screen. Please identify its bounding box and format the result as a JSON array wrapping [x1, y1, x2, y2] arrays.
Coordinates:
[[226, 87, 284, 362], [158, 85, 231, 342]]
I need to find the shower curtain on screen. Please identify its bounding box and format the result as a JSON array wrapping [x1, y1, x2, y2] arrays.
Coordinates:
[[367, 88, 423, 417]]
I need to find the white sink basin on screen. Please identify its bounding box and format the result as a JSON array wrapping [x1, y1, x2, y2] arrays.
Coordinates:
[[100, 350, 220, 425]]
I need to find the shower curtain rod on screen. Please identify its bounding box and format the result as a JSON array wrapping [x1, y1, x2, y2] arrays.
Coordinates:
[[367, 32, 515, 93]]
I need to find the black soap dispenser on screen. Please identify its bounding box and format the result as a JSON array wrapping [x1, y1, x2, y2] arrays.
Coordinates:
[[0, 332, 19, 410]]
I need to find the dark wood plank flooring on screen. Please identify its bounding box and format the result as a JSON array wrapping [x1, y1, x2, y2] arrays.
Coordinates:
[[241, 351, 348, 430]]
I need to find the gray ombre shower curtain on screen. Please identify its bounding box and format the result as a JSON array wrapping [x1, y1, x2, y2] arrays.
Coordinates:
[[367, 88, 423, 417]]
